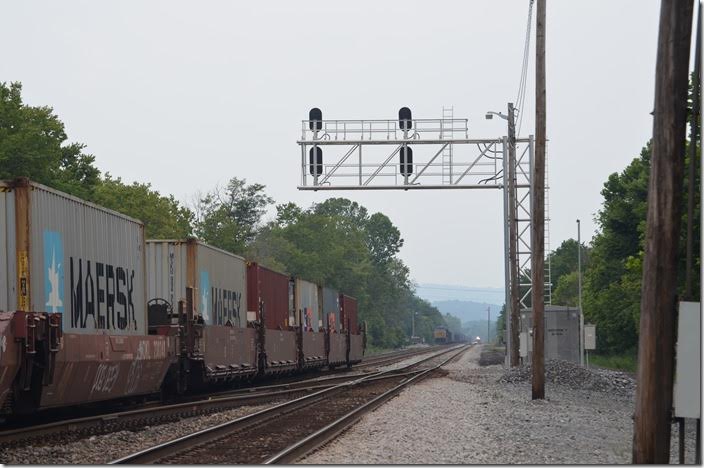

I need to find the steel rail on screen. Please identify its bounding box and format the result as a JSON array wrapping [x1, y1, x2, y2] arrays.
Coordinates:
[[0, 345, 443, 446], [108, 345, 466, 464], [263, 345, 470, 464]]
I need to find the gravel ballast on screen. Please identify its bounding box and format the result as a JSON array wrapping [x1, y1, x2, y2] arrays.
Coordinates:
[[300, 345, 698, 464], [0, 403, 275, 464]]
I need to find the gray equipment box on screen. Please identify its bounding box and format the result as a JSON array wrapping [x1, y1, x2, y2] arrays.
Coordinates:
[[520, 305, 581, 364]]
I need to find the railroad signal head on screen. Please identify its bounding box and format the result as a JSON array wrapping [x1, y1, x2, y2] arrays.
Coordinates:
[[309, 146, 323, 176], [309, 108, 322, 131], [399, 107, 412, 131], [399, 146, 413, 176]]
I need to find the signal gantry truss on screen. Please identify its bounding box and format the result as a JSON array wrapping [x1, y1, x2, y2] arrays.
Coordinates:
[[296, 113, 549, 318], [298, 117, 532, 190]]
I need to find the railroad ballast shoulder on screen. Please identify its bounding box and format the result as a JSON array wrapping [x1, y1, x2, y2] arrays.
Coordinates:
[[0, 178, 366, 416]]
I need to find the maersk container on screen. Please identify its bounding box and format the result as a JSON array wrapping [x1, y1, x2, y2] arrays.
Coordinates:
[[295, 278, 320, 331], [1, 179, 147, 335], [246, 262, 291, 329], [341, 294, 359, 334], [322, 287, 341, 332], [146, 239, 247, 327]]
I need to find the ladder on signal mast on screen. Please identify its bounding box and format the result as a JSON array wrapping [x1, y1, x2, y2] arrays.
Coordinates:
[[441, 106, 454, 184]]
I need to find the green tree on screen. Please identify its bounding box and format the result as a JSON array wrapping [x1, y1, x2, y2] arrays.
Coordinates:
[[92, 175, 194, 238], [0, 82, 100, 198], [194, 177, 274, 255], [548, 238, 590, 291], [552, 271, 579, 307], [583, 134, 700, 354]]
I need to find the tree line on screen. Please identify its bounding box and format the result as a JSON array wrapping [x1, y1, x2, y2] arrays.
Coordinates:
[[496, 78, 700, 357], [0, 81, 451, 348]]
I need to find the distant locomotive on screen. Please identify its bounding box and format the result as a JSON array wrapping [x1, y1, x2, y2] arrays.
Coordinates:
[[0, 178, 366, 416], [433, 326, 452, 344], [433, 326, 468, 344]]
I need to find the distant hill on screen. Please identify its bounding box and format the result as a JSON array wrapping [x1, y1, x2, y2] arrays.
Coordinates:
[[415, 283, 504, 305], [431, 299, 501, 324]]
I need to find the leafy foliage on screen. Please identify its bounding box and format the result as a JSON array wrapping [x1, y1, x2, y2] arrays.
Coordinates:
[[92, 175, 194, 238], [0, 82, 100, 199], [194, 178, 274, 256]]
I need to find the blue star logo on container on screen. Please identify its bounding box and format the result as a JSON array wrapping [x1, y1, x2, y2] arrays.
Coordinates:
[[199, 270, 211, 324], [43, 230, 64, 313]]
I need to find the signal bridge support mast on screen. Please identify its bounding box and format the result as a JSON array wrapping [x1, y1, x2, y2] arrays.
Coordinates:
[[297, 108, 549, 362]]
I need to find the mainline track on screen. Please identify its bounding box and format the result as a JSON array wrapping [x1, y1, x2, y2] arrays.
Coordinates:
[[110, 344, 470, 465], [0, 345, 449, 447]]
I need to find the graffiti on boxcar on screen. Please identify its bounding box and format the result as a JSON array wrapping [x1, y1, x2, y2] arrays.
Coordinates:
[[69, 258, 138, 332], [126, 341, 147, 394], [211, 287, 242, 326], [90, 363, 120, 395]]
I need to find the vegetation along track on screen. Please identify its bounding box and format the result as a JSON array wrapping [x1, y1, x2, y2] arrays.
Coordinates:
[[110, 344, 470, 464], [0, 345, 448, 447]]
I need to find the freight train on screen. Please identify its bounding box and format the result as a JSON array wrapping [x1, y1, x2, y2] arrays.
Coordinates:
[[0, 178, 365, 415], [433, 326, 467, 345]]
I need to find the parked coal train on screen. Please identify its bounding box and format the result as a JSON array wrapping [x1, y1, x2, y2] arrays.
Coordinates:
[[0, 178, 365, 415]]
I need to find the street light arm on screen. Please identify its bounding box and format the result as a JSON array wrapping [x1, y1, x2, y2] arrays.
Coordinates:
[[485, 111, 509, 120]]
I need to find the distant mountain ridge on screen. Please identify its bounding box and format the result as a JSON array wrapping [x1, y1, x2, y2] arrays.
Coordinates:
[[415, 282, 504, 305], [431, 299, 502, 324]]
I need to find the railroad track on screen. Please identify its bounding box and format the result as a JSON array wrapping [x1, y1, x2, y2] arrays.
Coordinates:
[[0, 345, 448, 447], [110, 344, 470, 464]]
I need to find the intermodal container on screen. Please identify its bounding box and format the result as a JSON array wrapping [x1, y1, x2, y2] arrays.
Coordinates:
[[295, 279, 320, 331], [340, 294, 359, 334], [146, 239, 247, 327], [1, 179, 147, 335], [322, 287, 341, 332], [246, 262, 290, 329], [0, 184, 11, 312]]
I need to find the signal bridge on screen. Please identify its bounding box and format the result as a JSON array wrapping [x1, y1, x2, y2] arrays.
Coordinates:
[[298, 112, 533, 192], [296, 107, 550, 362]]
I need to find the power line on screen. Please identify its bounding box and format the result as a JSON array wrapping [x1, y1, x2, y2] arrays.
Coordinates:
[[515, 0, 535, 137]]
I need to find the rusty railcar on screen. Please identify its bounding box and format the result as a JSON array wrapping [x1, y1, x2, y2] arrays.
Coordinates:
[[0, 178, 177, 414], [146, 239, 257, 387]]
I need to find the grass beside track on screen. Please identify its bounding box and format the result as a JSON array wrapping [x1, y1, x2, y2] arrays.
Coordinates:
[[589, 352, 637, 373]]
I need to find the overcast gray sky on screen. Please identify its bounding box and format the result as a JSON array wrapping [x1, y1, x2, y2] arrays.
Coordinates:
[[4, 1, 695, 292]]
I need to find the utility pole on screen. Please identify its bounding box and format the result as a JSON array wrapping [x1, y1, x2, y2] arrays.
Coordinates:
[[487, 306, 491, 344], [632, 0, 693, 463], [577, 219, 584, 367], [411, 311, 415, 338], [683, 4, 701, 464], [531, 0, 546, 401], [507, 102, 520, 366]]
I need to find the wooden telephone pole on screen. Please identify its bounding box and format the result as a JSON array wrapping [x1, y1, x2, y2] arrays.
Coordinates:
[[531, 0, 546, 400], [632, 0, 694, 463]]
